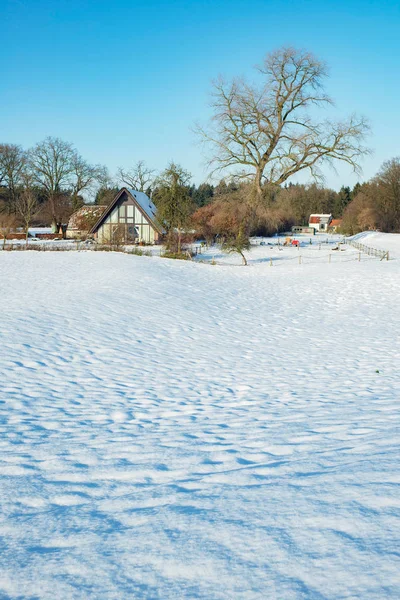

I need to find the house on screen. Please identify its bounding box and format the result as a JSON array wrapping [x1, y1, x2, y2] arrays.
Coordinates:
[[308, 214, 332, 232], [66, 205, 107, 239], [90, 188, 163, 244], [328, 218, 343, 232]]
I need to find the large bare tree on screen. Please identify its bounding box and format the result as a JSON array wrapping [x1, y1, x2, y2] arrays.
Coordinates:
[[28, 137, 77, 231], [94, 166, 118, 205], [117, 160, 155, 192], [197, 47, 369, 203], [0, 144, 26, 212], [70, 156, 103, 212]]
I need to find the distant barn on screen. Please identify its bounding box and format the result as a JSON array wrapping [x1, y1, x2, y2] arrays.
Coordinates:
[[90, 188, 163, 244]]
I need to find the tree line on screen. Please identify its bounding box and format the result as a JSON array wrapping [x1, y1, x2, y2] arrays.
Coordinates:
[[1, 46, 399, 249]]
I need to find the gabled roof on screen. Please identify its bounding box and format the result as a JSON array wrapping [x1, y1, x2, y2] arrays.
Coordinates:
[[309, 213, 332, 224], [127, 189, 158, 223], [90, 188, 163, 234]]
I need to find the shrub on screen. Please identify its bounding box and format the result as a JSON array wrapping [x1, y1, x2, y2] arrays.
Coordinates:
[[162, 251, 191, 260]]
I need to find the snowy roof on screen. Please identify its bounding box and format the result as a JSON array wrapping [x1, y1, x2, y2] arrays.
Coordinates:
[[126, 189, 158, 223]]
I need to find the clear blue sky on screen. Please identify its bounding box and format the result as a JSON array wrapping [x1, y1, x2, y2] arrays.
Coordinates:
[[1, 0, 399, 189]]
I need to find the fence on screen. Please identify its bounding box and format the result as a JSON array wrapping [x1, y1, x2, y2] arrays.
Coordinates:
[[345, 238, 389, 261], [1, 241, 78, 252], [0, 238, 391, 266]]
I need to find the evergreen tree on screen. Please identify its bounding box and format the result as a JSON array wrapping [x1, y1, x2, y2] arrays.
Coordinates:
[[190, 183, 214, 207], [153, 163, 193, 253], [333, 186, 352, 217]]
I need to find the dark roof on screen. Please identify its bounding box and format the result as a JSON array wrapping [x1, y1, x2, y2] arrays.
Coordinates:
[[68, 205, 107, 230], [90, 188, 163, 235]]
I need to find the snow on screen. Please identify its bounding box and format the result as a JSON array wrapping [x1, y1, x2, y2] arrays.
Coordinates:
[[0, 235, 400, 599], [351, 231, 400, 259], [127, 189, 158, 223], [28, 227, 54, 235]]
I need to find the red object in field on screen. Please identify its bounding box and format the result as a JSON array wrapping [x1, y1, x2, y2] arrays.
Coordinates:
[[291, 239, 300, 246]]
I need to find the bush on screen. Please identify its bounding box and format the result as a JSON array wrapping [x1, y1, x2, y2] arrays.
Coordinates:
[[162, 251, 192, 260], [127, 247, 152, 257]]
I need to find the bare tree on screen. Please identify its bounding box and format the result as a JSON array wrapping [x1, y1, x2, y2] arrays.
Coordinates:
[[374, 157, 400, 231], [0, 208, 18, 249], [196, 47, 369, 203], [222, 226, 250, 265], [28, 137, 77, 231], [117, 161, 155, 192], [70, 156, 103, 212], [0, 144, 26, 212], [94, 166, 118, 205], [15, 173, 40, 246]]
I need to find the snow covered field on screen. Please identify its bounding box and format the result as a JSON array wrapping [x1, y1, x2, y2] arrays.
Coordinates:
[[0, 235, 399, 599], [351, 231, 400, 259]]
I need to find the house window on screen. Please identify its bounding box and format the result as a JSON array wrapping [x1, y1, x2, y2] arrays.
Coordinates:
[[127, 225, 139, 241], [119, 205, 126, 219]]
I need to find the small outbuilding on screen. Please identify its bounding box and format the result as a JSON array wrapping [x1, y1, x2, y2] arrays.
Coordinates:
[[90, 188, 163, 244], [292, 226, 316, 235], [308, 214, 332, 232], [329, 219, 343, 232], [66, 205, 107, 239]]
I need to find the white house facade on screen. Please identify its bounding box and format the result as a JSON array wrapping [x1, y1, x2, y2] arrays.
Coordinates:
[[309, 214, 332, 232], [90, 188, 163, 244]]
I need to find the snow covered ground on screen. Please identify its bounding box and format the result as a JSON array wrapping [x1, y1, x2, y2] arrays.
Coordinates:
[[0, 234, 399, 599], [351, 231, 400, 259]]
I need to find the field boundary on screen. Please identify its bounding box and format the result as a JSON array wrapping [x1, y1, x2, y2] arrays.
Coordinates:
[[345, 238, 390, 260]]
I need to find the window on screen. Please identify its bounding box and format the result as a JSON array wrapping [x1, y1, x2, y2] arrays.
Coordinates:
[[127, 225, 140, 240]]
